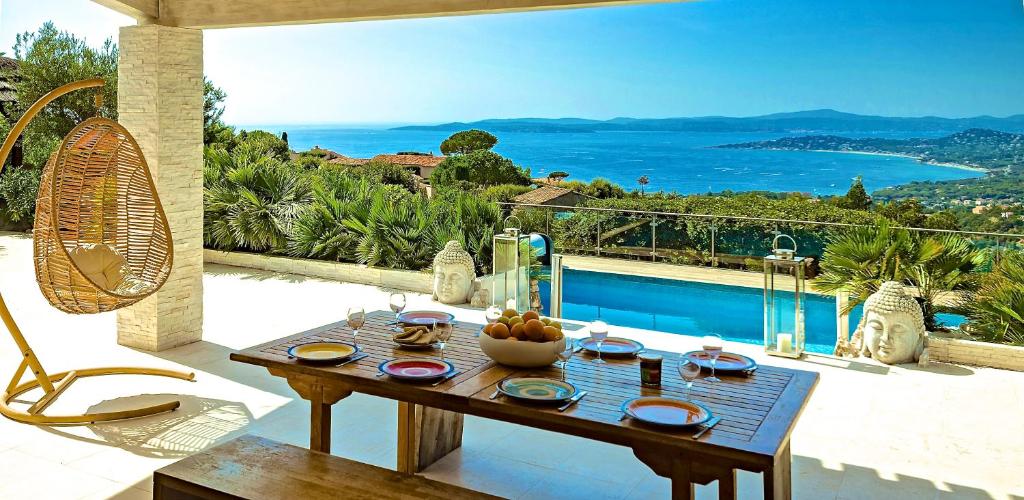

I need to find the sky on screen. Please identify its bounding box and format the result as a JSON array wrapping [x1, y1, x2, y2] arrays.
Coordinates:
[[1, 0, 1023, 126]]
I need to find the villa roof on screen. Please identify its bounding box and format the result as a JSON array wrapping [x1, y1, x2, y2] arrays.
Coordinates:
[[514, 185, 575, 205], [327, 156, 370, 166], [0, 56, 19, 102], [372, 154, 446, 167]]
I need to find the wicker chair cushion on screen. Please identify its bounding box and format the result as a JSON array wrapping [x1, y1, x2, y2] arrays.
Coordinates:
[[69, 244, 127, 290]]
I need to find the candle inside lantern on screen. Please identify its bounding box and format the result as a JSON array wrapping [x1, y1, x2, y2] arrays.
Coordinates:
[[778, 333, 793, 353]]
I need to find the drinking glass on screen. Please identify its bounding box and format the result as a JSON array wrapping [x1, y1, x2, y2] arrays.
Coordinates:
[[346, 306, 366, 348], [702, 334, 724, 383], [389, 293, 407, 331], [590, 320, 609, 364], [433, 320, 454, 362], [482, 305, 502, 337], [679, 358, 701, 401], [555, 339, 575, 381]]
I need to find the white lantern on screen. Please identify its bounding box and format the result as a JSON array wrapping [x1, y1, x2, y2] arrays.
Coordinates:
[[492, 216, 530, 312], [764, 234, 806, 358]]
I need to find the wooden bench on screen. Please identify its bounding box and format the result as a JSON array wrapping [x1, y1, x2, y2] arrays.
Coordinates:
[[153, 434, 501, 500]]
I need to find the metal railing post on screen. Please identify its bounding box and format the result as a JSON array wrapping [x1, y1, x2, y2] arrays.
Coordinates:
[[710, 220, 718, 267], [550, 254, 564, 318], [596, 218, 602, 257], [651, 216, 658, 262]]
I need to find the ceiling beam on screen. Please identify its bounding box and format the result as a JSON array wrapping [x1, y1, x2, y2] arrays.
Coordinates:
[[90, 0, 159, 22], [153, 0, 686, 29]]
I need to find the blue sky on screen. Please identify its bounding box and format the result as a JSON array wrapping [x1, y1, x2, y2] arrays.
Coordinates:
[[1, 0, 1023, 125]]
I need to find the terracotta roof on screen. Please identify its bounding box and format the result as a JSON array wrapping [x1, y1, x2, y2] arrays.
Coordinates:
[[372, 154, 446, 168], [327, 156, 370, 166], [514, 185, 576, 204]]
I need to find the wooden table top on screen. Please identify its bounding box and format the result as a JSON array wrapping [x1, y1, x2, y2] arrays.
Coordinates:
[[231, 311, 818, 469]]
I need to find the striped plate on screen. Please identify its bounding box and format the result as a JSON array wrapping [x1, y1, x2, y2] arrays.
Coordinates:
[[683, 351, 757, 373], [497, 377, 577, 402], [378, 358, 454, 380], [621, 397, 712, 428]]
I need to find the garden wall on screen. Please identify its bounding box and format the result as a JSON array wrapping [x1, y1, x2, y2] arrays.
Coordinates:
[[927, 336, 1024, 372], [203, 250, 433, 294]]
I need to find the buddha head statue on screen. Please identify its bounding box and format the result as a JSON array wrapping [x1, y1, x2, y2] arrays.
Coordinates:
[[855, 281, 927, 365], [432, 240, 476, 305]]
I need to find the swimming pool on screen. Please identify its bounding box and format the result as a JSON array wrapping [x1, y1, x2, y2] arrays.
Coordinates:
[[539, 268, 962, 354]]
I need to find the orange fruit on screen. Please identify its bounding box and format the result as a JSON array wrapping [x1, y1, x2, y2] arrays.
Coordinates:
[[508, 316, 524, 327], [510, 323, 526, 340], [502, 308, 518, 318], [524, 319, 546, 341], [491, 323, 510, 339], [522, 310, 540, 322], [542, 326, 560, 342], [482, 323, 494, 336]]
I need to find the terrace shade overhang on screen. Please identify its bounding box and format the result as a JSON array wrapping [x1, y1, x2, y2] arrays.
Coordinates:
[[92, 0, 690, 29]]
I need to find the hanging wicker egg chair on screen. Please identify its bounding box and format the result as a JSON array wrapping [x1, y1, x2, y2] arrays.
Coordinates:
[[0, 78, 193, 426], [34, 116, 173, 314]]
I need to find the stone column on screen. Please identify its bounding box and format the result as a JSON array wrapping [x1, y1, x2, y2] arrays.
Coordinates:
[[116, 25, 204, 351]]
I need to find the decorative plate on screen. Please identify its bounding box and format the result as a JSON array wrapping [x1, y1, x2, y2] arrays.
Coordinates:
[[287, 342, 358, 363], [683, 351, 757, 373], [497, 377, 577, 402], [397, 311, 456, 327], [621, 397, 712, 428], [378, 358, 455, 380], [578, 337, 644, 357]]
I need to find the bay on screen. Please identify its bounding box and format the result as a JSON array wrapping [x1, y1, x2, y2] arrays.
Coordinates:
[[251, 126, 984, 195]]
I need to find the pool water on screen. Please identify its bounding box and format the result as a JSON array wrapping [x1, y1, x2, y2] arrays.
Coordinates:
[[539, 269, 963, 354]]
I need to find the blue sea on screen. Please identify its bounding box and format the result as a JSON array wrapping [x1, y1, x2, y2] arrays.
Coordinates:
[[252, 126, 984, 195]]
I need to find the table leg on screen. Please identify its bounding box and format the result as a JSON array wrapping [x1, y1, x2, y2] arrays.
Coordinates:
[[310, 399, 332, 453], [718, 468, 737, 500], [268, 370, 351, 455], [397, 402, 464, 473], [671, 458, 696, 500], [763, 441, 792, 500]]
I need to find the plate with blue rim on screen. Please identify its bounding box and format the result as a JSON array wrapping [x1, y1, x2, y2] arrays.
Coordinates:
[[287, 342, 359, 364], [621, 397, 713, 428], [497, 377, 577, 403]]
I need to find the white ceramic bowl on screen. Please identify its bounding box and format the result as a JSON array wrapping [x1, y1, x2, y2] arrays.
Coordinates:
[[478, 332, 566, 368]]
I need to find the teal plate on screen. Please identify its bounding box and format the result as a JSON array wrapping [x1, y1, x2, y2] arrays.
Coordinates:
[[497, 377, 577, 403]]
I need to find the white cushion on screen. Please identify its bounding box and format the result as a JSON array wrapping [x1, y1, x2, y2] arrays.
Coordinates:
[[69, 244, 128, 290]]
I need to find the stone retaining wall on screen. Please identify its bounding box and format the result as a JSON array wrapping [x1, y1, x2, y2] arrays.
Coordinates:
[[927, 336, 1024, 372], [204, 250, 433, 294]]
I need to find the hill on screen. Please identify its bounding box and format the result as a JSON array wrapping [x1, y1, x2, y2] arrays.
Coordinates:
[[392, 110, 1024, 134]]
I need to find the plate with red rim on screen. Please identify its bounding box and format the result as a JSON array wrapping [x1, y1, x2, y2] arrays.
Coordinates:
[[287, 342, 359, 364], [621, 397, 712, 428], [397, 311, 456, 327], [577, 337, 644, 357], [378, 358, 455, 380], [682, 351, 757, 373]]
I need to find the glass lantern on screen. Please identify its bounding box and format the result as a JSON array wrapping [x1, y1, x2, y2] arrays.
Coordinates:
[[763, 234, 806, 358], [492, 216, 531, 312]]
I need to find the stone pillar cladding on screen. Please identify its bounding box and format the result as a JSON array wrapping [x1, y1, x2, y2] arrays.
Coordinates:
[[116, 25, 204, 351]]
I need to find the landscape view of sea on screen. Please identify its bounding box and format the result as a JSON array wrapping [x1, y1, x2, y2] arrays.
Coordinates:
[[252, 126, 985, 195]]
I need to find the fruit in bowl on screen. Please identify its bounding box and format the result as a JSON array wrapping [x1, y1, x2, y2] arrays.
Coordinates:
[[479, 309, 566, 367]]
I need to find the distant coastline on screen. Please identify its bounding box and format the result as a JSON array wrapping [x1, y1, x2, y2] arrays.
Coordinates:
[[791, 149, 988, 173]]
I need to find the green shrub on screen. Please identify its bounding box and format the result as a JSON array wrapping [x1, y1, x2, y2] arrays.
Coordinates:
[[480, 184, 532, 204], [0, 166, 41, 228], [431, 150, 530, 190], [965, 252, 1024, 345]]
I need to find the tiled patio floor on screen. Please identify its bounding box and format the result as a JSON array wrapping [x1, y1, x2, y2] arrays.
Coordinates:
[[0, 232, 1022, 499]]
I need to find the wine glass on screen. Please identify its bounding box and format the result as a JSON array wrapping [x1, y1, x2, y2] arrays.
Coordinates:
[[702, 334, 724, 383], [433, 320, 454, 362], [346, 306, 366, 348], [590, 320, 609, 364], [555, 338, 575, 381], [481, 305, 502, 337], [679, 358, 701, 401], [389, 293, 407, 331]]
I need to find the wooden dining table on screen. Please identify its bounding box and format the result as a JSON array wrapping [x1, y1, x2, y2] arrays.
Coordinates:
[[230, 311, 818, 500]]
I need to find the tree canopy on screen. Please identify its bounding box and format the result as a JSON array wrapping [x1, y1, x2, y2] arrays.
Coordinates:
[[440, 129, 498, 155], [431, 150, 530, 190]]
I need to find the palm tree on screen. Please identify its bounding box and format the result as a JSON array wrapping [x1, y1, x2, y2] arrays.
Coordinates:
[[964, 252, 1024, 345], [637, 175, 650, 195], [816, 223, 982, 330]]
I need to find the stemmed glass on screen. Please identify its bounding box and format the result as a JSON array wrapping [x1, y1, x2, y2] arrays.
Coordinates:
[[555, 338, 575, 381], [433, 320, 454, 362], [590, 320, 609, 364], [679, 358, 701, 401], [389, 293, 407, 331], [346, 306, 366, 348], [481, 305, 502, 337], [702, 334, 724, 383]]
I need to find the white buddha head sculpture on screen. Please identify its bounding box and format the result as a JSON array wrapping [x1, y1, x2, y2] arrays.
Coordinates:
[[432, 241, 476, 305], [856, 281, 927, 365]]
